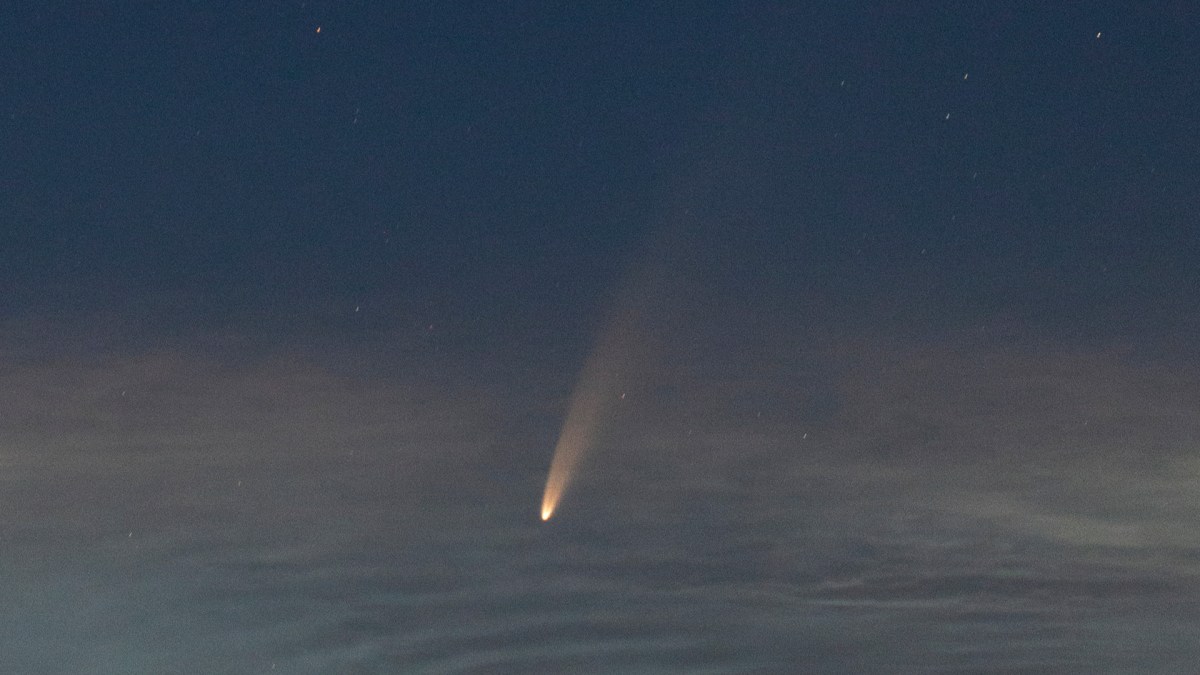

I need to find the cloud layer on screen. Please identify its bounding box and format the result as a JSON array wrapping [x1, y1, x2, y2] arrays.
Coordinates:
[[2, 310, 1198, 672]]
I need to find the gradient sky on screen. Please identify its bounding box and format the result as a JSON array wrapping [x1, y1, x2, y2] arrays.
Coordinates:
[[2, 2, 1199, 673]]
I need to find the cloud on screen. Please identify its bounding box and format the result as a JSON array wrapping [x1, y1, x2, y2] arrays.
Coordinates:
[[3, 312, 1199, 671]]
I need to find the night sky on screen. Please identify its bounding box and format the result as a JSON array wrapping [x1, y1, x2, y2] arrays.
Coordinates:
[[3, 2, 1200, 672]]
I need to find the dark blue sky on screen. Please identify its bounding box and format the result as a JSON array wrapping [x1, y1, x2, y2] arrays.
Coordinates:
[[4, 2, 1197, 329]]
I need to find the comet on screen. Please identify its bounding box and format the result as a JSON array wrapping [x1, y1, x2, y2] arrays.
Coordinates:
[[539, 214, 695, 522], [539, 342, 623, 521], [539, 327, 630, 520]]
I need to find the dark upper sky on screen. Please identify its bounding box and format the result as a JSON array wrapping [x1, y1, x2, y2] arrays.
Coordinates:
[[4, 2, 1197, 331]]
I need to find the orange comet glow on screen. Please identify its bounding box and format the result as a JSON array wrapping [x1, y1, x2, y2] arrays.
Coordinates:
[[539, 246, 669, 521], [539, 353, 615, 521], [538, 203, 692, 522]]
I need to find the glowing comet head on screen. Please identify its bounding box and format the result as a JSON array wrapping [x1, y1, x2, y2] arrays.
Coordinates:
[[540, 503, 553, 521]]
